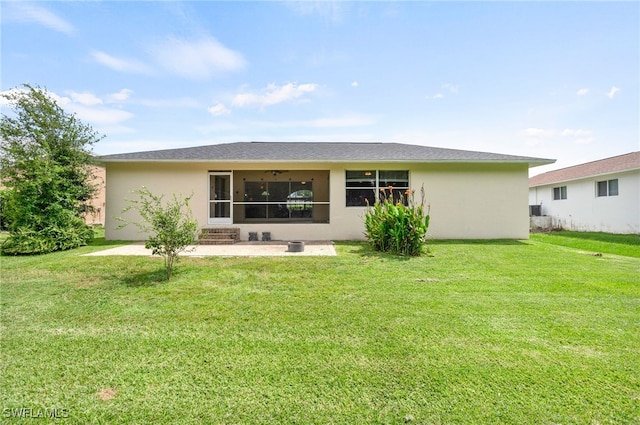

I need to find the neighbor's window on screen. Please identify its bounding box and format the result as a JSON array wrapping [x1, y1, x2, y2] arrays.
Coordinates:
[[596, 179, 619, 197], [345, 170, 409, 206], [553, 186, 567, 200]]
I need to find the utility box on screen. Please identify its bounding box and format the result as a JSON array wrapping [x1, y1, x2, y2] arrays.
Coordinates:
[[529, 205, 542, 217]]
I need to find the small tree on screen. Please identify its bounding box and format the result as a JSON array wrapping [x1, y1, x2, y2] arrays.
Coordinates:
[[118, 188, 199, 281], [364, 185, 430, 256], [0, 84, 101, 255]]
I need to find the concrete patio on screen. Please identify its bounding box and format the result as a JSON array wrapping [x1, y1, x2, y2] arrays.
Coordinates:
[[84, 241, 337, 257]]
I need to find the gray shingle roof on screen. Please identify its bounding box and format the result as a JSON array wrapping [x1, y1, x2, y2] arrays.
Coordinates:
[[99, 141, 554, 165], [529, 151, 640, 186]]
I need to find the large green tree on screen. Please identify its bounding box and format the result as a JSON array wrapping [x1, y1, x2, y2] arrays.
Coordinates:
[[0, 84, 102, 255]]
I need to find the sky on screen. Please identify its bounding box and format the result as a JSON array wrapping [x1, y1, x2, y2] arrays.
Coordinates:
[[1, 1, 638, 176]]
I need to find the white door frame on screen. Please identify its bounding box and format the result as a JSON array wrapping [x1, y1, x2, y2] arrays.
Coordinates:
[[208, 172, 233, 225]]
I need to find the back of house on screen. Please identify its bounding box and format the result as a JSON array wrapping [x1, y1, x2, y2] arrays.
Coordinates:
[[100, 141, 553, 242]]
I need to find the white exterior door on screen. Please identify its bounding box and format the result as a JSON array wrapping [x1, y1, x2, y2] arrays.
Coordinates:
[[208, 172, 232, 224]]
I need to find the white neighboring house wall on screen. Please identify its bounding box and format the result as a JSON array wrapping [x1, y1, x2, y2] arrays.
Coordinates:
[[529, 169, 640, 234]]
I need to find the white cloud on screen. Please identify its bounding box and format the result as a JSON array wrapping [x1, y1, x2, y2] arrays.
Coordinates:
[[573, 137, 596, 145], [69, 105, 133, 125], [521, 127, 595, 145], [442, 83, 459, 94], [107, 89, 134, 103], [0, 88, 73, 108], [562, 129, 595, 145], [208, 103, 231, 116], [561, 128, 592, 137], [1, 87, 132, 127], [69, 91, 103, 106], [0, 88, 28, 106], [91, 51, 153, 75], [576, 88, 589, 96], [48, 92, 72, 106], [5, 3, 75, 36], [606, 86, 620, 99], [149, 36, 246, 80], [426, 83, 458, 100], [284, 1, 349, 24], [351, 81, 359, 87], [232, 83, 318, 108], [522, 127, 555, 137]]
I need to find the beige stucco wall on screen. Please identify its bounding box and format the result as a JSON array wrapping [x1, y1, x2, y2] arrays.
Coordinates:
[[105, 161, 530, 241], [415, 163, 530, 239]]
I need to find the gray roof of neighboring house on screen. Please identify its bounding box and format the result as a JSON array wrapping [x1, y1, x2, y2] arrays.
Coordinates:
[[529, 151, 640, 186], [99, 141, 554, 166]]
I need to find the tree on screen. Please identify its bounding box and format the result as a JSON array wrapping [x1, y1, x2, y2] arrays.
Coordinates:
[[0, 84, 101, 255], [118, 188, 199, 281]]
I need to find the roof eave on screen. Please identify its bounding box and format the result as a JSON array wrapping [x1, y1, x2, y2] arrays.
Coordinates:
[[101, 158, 553, 165], [530, 166, 640, 187]]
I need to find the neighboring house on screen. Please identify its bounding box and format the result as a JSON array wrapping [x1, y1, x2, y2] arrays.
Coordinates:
[[529, 152, 640, 234], [99, 142, 553, 241], [84, 165, 106, 226]]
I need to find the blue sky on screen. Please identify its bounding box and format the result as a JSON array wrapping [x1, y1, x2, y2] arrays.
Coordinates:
[[2, 1, 638, 175]]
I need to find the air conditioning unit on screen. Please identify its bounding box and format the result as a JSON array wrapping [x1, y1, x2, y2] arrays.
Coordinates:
[[529, 205, 542, 217]]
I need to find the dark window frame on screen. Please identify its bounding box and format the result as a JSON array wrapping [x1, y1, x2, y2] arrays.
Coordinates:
[[345, 170, 409, 207], [552, 186, 567, 200], [596, 179, 619, 197]]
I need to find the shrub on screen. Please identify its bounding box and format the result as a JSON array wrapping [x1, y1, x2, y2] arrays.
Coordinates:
[[117, 188, 199, 281], [364, 185, 430, 256], [1, 218, 93, 255]]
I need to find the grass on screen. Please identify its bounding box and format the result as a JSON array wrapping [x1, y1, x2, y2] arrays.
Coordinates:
[[1, 232, 638, 424], [530, 230, 640, 258]]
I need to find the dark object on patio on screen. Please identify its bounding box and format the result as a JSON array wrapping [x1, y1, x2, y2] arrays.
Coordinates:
[[262, 232, 271, 241], [248, 232, 258, 241], [287, 241, 305, 252]]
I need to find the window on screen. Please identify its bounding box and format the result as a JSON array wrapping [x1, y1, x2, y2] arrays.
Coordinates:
[[552, 186, 567, 200], [346, 170, 409, 206], [243, 181, 313, 219], [596, 179, 619, 197], [232, 170, 330, 224]]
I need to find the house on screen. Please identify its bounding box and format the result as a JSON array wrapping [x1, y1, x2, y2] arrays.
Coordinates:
[[529, 152, 640, 234], [99, 142, 553, 241], [84, 165, 106, 226]]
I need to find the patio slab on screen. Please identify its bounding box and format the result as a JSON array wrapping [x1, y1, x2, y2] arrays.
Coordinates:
[[84, 241, 337, 257]]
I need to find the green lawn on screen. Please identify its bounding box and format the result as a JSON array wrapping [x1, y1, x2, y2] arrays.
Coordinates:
[[530, 231, 640, 258], [1, 233, 638, 424]]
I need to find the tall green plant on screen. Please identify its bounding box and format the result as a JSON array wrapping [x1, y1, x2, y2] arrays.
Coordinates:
[[0, 85, 101, 255], [364, 185, 430, 256], [117, 188, 199, 281]]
